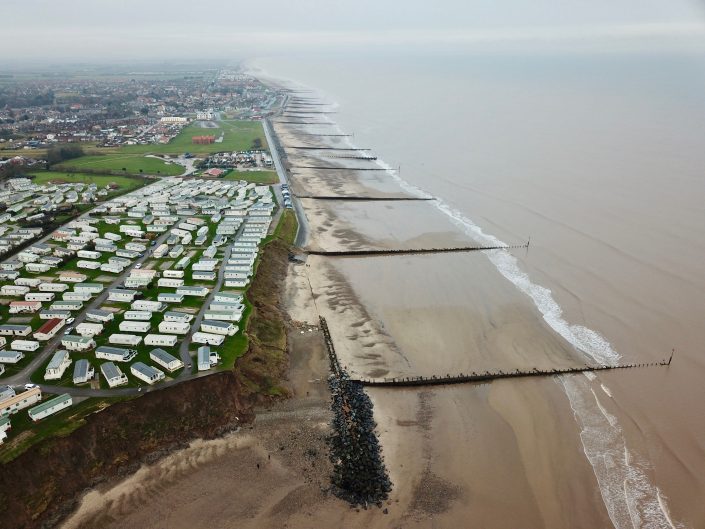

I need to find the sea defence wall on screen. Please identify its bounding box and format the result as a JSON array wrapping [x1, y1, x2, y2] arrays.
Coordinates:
[[321, 317, 392, 506]]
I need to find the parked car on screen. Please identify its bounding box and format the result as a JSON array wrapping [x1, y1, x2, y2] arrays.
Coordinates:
[[66, 317, 75, 324]]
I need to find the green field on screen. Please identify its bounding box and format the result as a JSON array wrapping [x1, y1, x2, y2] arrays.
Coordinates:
[[222, 170, 279, 185], [28, 171, 146, 191], [54, 154, 183, 176], [122, 120, 267, 155]]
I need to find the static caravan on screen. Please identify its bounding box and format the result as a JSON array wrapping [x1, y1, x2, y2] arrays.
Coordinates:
[[168, 245, 184, 259], [144, 334, 178, 347], [77, 250, 101, 260], [225, 278, 248, 288], [39, 282, 69, 293], [108, 288, 138, 303], [109, 334, 142, 346], [153, 244, 169, 258], [192, 271, 216, 281], [192, 332, 225, 347], [75, 322, 103, 337], [9, 301, 42, 314], [176, 286, 208, 298], [28, 394, 72, 422], [193, 259, 218, 271], [44, 350, 72, 380], [11, 340, 40, 352], [162, 269, 184, 279], [26, 263, 51, 273], [72, 359, 95, 384], [214, 292, 243, 304], [59, 271, 88, 283], [130, 362, 165, 385], [0, 324, 32, 337], [132, 300, 164, 312], [75, 283, 104, 295], [149, 348, 183, 372], [34, 318, 65, 341], [25, 292, 55, 302], [158, 321, 190, 335], [119, 321, 151, 333], [210, 300, 244, 312], [85, 309, 114, 323], [15, 277, 41, 288], [197, 345, 220, 371], [203, 310, 241, 323], [164, 311, 193, 323], [50, 300, 83, 311], [39, 310, 71, 320], [174, 257, 191, 270], [0, 350, 24, 364], [0, 387, 42, 416], [77, 260, 100, 270], [124, 310, 152, 321], [104, 232, 122, 242], [95, 346, 136, 363], [0, 271, 20, 281], [124, 277, 150, 288], [1, 285, 30, 297], [125, 242, 147, 252], [200, 320, 238, 336], [116, 249, 139, 259], [158, 293, 183, 304], [101, 362, 128, 388], [61, 335, 96, 351], [157, 277, 184, 288], [63, 291, 91, 302], [100, 263, 124, 274]]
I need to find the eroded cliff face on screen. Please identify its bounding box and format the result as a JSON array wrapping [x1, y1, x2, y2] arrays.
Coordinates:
[[0, 371, 253, 529]]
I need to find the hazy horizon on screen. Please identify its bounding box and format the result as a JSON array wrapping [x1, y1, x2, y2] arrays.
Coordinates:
[[3, 0, 705, 64]]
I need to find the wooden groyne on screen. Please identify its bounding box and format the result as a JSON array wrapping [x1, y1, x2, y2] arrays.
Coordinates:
[[307, 243, 528, 257], [322, 155, 378, 160], [353, 358, 672, 388], [274, 121, 334, 125], [295, 133, 353, 137], [289, 166, 388, 171], [289, 146, 371, 151], [320, 317, 674, 390], [297, 195, 433, 201]]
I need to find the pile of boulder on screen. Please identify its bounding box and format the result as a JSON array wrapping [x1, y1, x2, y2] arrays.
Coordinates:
[[328, 370, 392, 506]]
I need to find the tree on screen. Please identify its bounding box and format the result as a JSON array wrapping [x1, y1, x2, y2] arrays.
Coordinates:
[[46, 145, 84, 166]]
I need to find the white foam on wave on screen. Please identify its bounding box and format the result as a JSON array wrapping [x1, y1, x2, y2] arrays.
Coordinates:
[[561, 375, 683, 529], [375, 159, 621, 365]]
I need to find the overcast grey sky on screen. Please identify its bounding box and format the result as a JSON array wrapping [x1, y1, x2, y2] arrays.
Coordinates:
[[3, 0, 705, 62]]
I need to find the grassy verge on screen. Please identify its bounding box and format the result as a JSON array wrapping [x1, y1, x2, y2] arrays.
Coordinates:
[[54, 154, 183, 176], [28, 171, 146, 192], [0, 396, 129, 464], [222, 170, 278, 185]]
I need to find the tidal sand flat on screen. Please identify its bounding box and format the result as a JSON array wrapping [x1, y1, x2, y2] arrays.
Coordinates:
[[307, 252, 586, 379], [301, 199, 475, 252]]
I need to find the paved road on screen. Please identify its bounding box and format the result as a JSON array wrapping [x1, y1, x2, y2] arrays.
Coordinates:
[[263, 118, 309, 247]]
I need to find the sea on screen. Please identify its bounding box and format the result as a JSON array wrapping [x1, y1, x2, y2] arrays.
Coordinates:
[[250, 50, 705, 528]]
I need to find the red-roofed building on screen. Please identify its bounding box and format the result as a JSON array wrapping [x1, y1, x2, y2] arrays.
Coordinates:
[[34, 318, 65, 341], [203, 168, 225, 178]]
